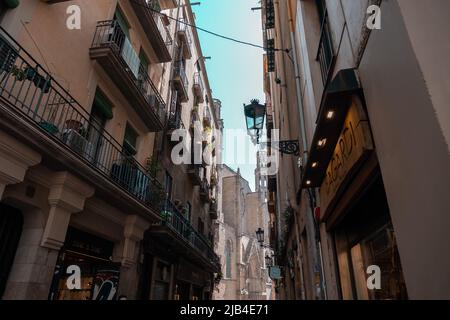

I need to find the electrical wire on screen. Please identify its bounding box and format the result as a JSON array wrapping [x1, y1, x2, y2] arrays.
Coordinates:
[[129, 0, 289, 53]]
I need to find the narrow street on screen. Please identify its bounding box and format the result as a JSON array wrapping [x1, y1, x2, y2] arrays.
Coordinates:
[[0, 0, 449, 310]]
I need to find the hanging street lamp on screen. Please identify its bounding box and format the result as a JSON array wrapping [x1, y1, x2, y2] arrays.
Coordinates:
[[255, 227, 265, 246], [243, 99, 300, 155], [244, 99, 266, 144]]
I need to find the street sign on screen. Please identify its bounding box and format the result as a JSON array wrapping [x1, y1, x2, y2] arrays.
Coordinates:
[[269, 266, 282, 280]]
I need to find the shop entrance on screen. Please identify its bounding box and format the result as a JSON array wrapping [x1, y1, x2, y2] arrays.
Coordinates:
[[333, 174, 408, 300], [48, 227, 120, 300]]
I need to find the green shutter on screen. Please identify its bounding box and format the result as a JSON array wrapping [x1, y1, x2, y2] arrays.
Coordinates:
[[139, 49, 149, 69], [93, 90, 113, 120], [114, 8, 130, 38], [123, 124, 138, 155]]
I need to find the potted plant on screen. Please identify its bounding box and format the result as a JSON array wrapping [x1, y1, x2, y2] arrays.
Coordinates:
[[65, 119, 82, 131], [160, 209, 173, 223]]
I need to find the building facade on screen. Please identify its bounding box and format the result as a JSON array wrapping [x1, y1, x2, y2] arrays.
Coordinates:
[[261, 0, 450, 300], [213, 164, 273, 300], [0, 0, 221, 300]]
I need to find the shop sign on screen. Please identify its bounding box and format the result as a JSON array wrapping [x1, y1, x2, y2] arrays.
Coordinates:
[[269, 266, 282, 280], [320, 100, 373, 217]]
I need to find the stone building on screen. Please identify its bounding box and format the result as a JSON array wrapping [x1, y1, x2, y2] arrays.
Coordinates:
[[261, 0, 450, 300], [0, 0, 221, 300], [213, 163, 272, 300]]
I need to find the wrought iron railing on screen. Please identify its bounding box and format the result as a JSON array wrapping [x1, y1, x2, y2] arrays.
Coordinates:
[[0, 27, 166, 212], [0, 27, 219, 265], [178, 18, 192, 45], [153, 11, 173, 47], [167, 91, 181, 130], [174, 61, 188, 91], [91, 20, 166, 122], [316, 10, 334, 85], [161, 199, 220, 266], [193, 72, 204, 94]]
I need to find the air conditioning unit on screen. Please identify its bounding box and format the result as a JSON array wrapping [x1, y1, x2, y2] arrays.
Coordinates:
[[63, 129, 94, 160]]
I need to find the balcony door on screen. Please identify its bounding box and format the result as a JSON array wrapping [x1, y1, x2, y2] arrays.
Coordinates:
[[88, 90, 112, 166]]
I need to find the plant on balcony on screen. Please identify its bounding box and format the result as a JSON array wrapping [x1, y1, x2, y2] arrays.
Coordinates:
[[160, 209, 173, 223], [145, 156, 161, 178]]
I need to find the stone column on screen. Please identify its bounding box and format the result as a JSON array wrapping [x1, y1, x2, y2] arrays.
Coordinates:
[[41, 172, 95, 250], [0, 130, 41, 199], [3, 171, 94, 299], [114, 215, 150, 299]]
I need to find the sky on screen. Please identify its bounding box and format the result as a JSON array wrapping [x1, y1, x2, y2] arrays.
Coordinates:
[[193, 0, 264, 191]]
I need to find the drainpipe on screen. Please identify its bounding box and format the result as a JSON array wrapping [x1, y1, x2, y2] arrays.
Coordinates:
[[286, 1, 327, 300]]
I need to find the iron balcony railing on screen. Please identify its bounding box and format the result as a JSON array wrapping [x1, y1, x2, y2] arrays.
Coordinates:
[[174, 61, 188, 91], [193, 72, 204, 94], [161, 199, 220, 267], [153, 10, 173, 47], [167, 90, 181, 130], [0, 27, 166, 212], [0, 27, 218, 265], [316, 9, 334, 85], [178, 18, 192, 45], [91, 20, 166, 122]]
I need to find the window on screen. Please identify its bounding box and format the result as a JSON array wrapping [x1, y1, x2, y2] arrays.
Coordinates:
[[315, 0, 334, 84], [88, 89, 112, 162], [225, 240, 232, 278], [139, 49, 149, 72], [123, 123, 138, 156], [114, 7, 130, 38]]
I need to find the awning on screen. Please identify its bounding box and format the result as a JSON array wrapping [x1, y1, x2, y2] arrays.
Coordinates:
[[301, 68, 362, 188]]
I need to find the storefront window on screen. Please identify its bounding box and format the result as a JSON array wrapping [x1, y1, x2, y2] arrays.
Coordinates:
[[334, 176, 408, 300], [48, 227, 120, 300]]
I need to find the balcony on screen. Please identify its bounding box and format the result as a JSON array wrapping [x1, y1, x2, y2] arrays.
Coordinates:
[[0, 27, 165, 214], [192, 72, 204, 102], [148, 199, 221, 272], [173, 61, 189, 102], [209, 199, 218, 220], [90, 20, 166, 132], [166, 91, 182, 141], [177, 18, 192, 59], [159, 0, 177, 10], [199, 178, 211, 203], [130, 0, 172, 62]]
